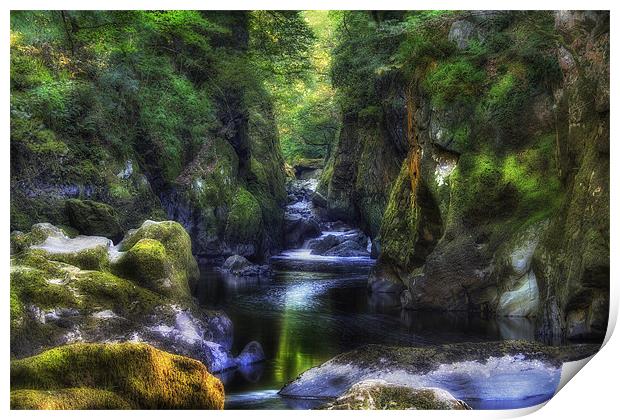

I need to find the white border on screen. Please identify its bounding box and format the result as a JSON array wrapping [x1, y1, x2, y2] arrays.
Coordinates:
[[2, 1, 617, 419]]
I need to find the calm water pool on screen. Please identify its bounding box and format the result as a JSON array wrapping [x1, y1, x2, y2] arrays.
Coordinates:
[[194, 249, 543, 409]]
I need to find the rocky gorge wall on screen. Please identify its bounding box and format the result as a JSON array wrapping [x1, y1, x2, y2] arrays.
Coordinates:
[[10, 11, 287, 263], [320, 11, 609, 342]]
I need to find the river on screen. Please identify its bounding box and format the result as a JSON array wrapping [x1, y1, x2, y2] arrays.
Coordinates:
[[195, 228, 540, 409]]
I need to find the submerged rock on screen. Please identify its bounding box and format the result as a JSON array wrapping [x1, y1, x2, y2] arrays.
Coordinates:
[[280, 341, 599, 402], [235, 341, 266, 366], [319, 380, 470, 410], [10, 342, 225, 409], [221, 254, 271, 277]]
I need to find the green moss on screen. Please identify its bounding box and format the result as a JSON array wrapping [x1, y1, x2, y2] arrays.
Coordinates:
[[424, 59, 485, 108], [11, 388, 132, 410], [109, 182, 132, 200], [10, 288, 24, 328], [114, 238, 175, 295], [118, 221, 198, 298], [249, 157, 269, 186], [10, 343, 225, 409], [448, 132, 562, 228], [73, 270, 163, 317], [225, 187, 262, 244], [378, 160, 419, 268], [10, 265, 77, 311], [47, 245, 110, 271], [323, 382, 469, 410], [64, 199, 122, 239]]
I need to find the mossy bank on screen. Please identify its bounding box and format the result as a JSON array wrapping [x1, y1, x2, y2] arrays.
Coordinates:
[[319, 11, 609, 342]]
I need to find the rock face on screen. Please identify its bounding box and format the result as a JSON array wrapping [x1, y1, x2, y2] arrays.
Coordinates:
[[10, 342, 225, 409], [322, 11, 609, 341], [280, 340, 599, 402], [9, 220, 250, 373], [320, 380, 470, 410]]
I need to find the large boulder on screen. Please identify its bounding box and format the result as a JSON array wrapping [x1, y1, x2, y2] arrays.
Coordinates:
[[221, 254, 271, 278], [223, 254, 252, 273], [308, 235, 341, 254], [117, 220, 199, 295], [309, 230, 369, 256], [10, 221, 237, 373], [10, 342, 225, 409], [65, 199, 122, 240], [280, 341, 599, 405], [320, 380, 470, 410]]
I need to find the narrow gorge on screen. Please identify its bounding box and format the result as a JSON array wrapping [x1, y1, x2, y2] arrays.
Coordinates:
[[9, 10, 609, 410]]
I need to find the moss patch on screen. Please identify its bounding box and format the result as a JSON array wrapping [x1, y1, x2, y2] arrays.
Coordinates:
[[225, 187, 262, 244], [11, 342, 225, 409], [11, 387, 132, 409], [64, 199, 122, 239]]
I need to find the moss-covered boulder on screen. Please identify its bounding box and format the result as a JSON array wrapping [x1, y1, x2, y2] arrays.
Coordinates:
[[11, 388, 132, 409], [10, 221, 236, 373], [320, 380, 470, 410], [65, 199, 122, 240], [10, 342, 225, 409], [18, 223, 113, 271], [118, 220, 199, 295]]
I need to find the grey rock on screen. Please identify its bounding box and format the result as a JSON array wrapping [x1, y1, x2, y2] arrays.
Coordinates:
[[448, 20, 478, 49], [323, 240, 370, 257], [235, 341, 265, 366], [280, 341, 599, 400]]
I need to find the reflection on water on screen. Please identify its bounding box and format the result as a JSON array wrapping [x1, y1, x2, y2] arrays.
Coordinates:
[[195, 260, 540, 409]]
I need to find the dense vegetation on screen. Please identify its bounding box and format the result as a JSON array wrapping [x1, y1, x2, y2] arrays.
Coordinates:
[[10, 11, 325, 259]]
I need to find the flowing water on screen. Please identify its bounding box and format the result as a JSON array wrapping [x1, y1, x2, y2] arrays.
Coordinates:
[[194, 178, 550, 409], [195, 228, 543, 409]]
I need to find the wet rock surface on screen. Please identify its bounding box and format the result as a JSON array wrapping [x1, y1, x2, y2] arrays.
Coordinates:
[[280, 340, 599, 401], [235, 341, 266, 366], [220, 254, 271, 278], [283, 180, 322, 247]]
